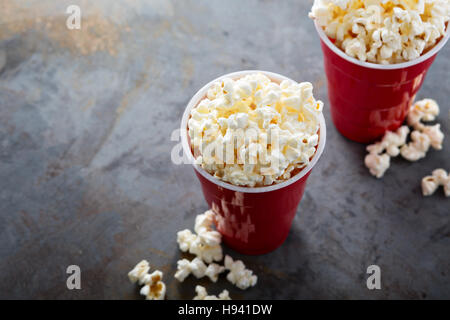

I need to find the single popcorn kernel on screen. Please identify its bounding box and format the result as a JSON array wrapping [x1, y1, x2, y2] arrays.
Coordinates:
[[421, 169, 450, 197], [128, 260, 150, 284], [128, 261, 166, 300], [188, 73, 323, 187]]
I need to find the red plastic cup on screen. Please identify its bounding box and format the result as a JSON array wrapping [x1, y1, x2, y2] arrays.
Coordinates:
[[315, 22, 449, 143], [181, 71, 326, 255]]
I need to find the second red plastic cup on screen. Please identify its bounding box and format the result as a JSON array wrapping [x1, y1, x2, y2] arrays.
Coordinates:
[[315, 22, 449, 143], [181, 71, 326, 255]]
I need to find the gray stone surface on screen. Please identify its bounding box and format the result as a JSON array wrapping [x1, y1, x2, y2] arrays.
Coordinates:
[[0, 0, 448, 299]]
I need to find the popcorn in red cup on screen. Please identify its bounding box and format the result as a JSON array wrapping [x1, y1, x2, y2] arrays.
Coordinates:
[[310, 0, 450, 143], [181, 71, 326, 255]]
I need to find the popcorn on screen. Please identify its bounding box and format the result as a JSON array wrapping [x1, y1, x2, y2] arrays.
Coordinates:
[[364, 153, 390, 178], [205, 263, 226, 283], [407, 99, 440, 130], [128, 260, 150, 284], [195, 210, 222, 246], [367, 126, 410, 157], [224, 255, 258, 290], [139, 270, 166, 300], [189, 237, 223, 264], [421, 169, 450, 197], [188, 73, 323, 187], [422, 124, 444, 150], [128, 261, 166, 300], [193, 285, 231, 300], [174, 257, 207, 282], [174, 259, 192, 282], [364, 125, 409, 178], [176, 210, 223, 264], [422, 175, 440, 196], [175, 258, 225, 282], [310, 0, 450, 64], [177, 229, 197, 252], [400, 130, 431, 161]]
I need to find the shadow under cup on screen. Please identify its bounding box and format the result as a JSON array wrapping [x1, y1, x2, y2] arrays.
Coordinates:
[[315, 22, 450, 144], [181, 70, 326, 255]]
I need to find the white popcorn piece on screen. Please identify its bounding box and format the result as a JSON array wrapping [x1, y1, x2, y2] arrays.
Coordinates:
[[224, 255, 257, 290], [422, 169, 450, 197], [310, 1, 450, 64], [364, 153, 390, 178], [139, 270, 166, 300], [189, 236, 223, 264], [128, 260, 150, 284], [204, 263, 226, 283], [400, 130, 431, 161], [174, 257, 207, 282], [177, 229, 197, 252], [177, 211, 223, 264], [193, 285, 231, 300], [367, 126, 409, 157], [422, 124, 444, 150], [174, 259, 192, 282], [407, 99, 440, 130], [421, 175, 440, 196], [189, 257, 208, 279], [188, 73, 323, 187]]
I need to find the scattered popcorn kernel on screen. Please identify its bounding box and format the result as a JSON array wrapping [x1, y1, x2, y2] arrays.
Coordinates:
[[189, 237, 223, 264], [422, 169, 450, 197], [177, 229, 197, 252], [193, 285, 231, 300], [140, 270, 166, 300], [174, 259, 192, 282], [364, 153, 390, 178], [407, 99, 440, 130], [189, 257, 208, 279], [366, 126, 409, 157], [422, 124, 444, 150], [421, 175, 440, 196], [400, 130, 431, 161], [204, 263, 226, 283], [128, 260, 150, 284], [224, 255, 258, 290]]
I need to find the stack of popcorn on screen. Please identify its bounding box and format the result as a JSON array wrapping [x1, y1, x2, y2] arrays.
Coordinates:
[[176, 210, 258, 292], [128, 260, 166, 300], [310, 0, 450, 64], [188, 73, 323, 187]]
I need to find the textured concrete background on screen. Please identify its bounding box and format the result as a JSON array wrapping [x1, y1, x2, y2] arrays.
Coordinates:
[[0, 0, 448, 299]]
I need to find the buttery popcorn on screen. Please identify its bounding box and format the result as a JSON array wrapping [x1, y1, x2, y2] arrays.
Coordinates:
[[193, 285, 232, 300], [310, 0, 450, 64], [188, 73, 323, 187], [128, 261, 166, 300], [421, 168, 450, 196], [139, 270, 166, 300], [224, 255, 258, 290]]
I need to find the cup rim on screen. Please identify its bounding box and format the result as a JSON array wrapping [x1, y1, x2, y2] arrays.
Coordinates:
[[180, 70, 327, 194], [314, 21, 450, 70]]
